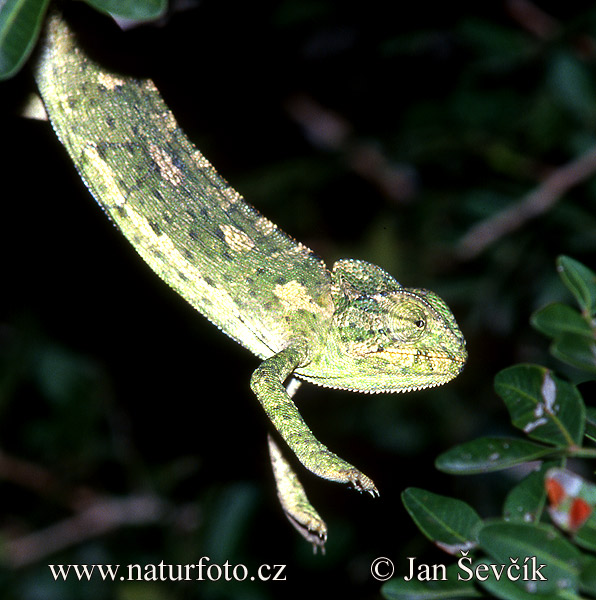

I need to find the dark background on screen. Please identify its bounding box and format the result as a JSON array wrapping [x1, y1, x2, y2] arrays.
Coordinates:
[[2, 1, 596, 598]]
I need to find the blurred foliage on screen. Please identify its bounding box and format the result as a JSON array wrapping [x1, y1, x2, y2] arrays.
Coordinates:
[[383, 256, 596, 600], [2, 1, 596, 598], [0, 0, 51, 81], [0, 0, 166, 80]]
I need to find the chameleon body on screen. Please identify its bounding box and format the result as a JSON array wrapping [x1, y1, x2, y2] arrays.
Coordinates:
[[35, 13, 467, 547]]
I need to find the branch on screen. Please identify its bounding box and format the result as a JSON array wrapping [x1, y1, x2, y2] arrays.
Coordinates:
[[505, 0, 559, 39], [0, 450, 93, 511], [0, 450, 198, 568], [6, 494, 171, 568], [456, 146, 596, 260], [285, 94, 417, 203], [506, 0, 596, 60]]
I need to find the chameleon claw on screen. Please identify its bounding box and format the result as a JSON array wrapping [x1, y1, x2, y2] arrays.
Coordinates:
[[368, 487, 380, 498], [347, 470, 379, 497]]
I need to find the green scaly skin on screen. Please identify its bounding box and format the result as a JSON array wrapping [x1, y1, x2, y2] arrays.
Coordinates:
[[34, 12, 467, 548]]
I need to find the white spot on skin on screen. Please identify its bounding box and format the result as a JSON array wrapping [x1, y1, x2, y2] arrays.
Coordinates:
[[192, 150, 212, 170], [217, 187, 241, 211], [163, 110, 178, 131], [222, 187, 242, 204], [56, 90, 74, 115], [256, 216, 277, 235], [149, 143, 182, 185], [274, 280, 321, 314], [220, 224, 255, 253], [296, 242, 312, 255], [97, 71, 126, 90]]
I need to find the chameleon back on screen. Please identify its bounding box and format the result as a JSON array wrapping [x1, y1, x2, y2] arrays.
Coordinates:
[[35, 14, 334, 360]]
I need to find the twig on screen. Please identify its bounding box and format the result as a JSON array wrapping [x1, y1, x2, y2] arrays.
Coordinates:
[[456, 146, 596, 260], [285, 94, 417, 203], [6, 494, 170, 568], [506, 0, 596, 60], [0, 450, 199, 568], [0, 450, 94, 511], [505, 0, 559, 40]]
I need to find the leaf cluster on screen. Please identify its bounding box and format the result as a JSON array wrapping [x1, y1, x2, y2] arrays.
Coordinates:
[[383, 256, 596, 600]]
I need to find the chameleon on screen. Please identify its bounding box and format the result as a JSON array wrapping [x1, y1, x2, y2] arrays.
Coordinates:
[[33, 11, 467, 549]]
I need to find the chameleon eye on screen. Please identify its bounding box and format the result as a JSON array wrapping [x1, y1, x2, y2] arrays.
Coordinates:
[[386, 301, 428, 343]]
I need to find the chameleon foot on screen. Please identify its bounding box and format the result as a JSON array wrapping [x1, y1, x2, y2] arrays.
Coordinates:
[[305, 446, 379, 496], [346, 469, 379, 497]]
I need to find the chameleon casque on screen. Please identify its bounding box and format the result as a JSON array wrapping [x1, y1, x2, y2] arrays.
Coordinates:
[[34, 11, 467, 549]]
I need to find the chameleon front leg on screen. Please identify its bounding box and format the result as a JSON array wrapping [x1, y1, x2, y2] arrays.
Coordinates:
[[250, 345, 378, 495]]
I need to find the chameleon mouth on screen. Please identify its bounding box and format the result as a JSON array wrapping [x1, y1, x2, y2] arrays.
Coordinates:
[[365, 347, 467, 372]]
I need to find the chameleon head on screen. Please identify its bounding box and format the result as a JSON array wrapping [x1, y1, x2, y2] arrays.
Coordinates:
[[304, 259, 467, 393]]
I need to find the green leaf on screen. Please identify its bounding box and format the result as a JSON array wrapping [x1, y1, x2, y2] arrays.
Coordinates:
[[436, 438, 555, 475], [551, 334, 596, 374], [503, 462, 560, 524], [579, 557, 596, 595], [0, 0, 50, 80], [83, 0, 167, 21], [494, 364, 585, 446], [556, 255, 596, 315], [478, 521, 582, 594], [381, 564, 481, 600], [402, 488, 482, 555], [585, 407, 596, 443], [574, 514, 596, 553], [531, 303, 593, 339], [475, 559, 561, 600]]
